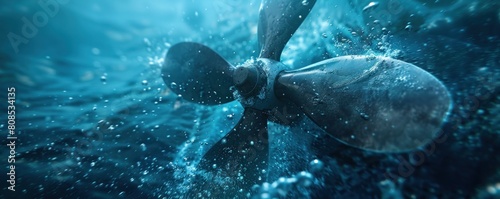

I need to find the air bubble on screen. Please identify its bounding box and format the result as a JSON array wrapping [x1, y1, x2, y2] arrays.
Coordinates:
[[260, 193, 271, 199], [296, 171, 313, 187], [405, 24, 413, 31], [170, 82, 178, 89], [251, 184, 260, 192], [312, 96, 320, 105], [360, 112, 370, 120], [261, 182, 271, 191], [143, 38, 151, 46], [302, 0, 309, 6], [100, 75, 107, 83], [275, 178, 291, 196], [363, 2, 379, 11], [309, 159, 324, 173]]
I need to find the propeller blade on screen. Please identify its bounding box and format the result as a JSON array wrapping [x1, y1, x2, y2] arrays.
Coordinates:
[[188, 108, 269, 197], [275, 56, 452, 152], [258, 0, 316, 60], [162, 42, 235, 105]]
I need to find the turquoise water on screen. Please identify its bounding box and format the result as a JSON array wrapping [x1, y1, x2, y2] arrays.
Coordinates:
[[1, 0, 499, 198]]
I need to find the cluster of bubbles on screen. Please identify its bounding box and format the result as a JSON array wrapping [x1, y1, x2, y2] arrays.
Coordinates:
[[249, 159, 324, 199]]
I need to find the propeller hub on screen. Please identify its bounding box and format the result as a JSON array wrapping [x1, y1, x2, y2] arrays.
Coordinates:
[[233, 59, 286, 110], [233, 64, 265, 97]]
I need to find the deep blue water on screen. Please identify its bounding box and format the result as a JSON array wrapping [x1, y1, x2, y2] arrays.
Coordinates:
[[1, 0, 499, 198]]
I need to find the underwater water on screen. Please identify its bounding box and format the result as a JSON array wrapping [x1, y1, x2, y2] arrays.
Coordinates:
[[1, 0, 500, 198]]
